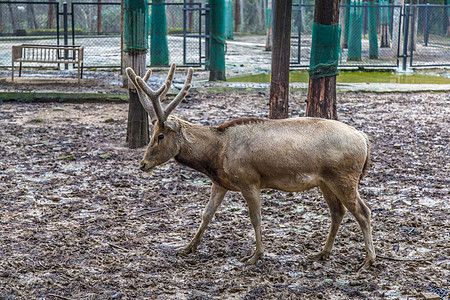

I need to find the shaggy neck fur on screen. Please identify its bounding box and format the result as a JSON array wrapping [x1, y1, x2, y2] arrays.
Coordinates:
[[174, 118, 225, 183]]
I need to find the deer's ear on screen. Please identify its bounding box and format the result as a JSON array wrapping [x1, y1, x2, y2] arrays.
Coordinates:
[[164, 120, 178, 131]]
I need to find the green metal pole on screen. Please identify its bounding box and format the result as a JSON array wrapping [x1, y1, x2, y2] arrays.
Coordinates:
[[150, 0, 169, 66], [225, 0, 233, 39], [209, 0, 226, 81], [368, 1, 378, 59], [124, 0, 150, 148], [347, 0, 362, 61]]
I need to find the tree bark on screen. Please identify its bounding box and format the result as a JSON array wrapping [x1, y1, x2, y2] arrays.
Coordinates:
[[235, 0, 240, 32], [97, 0, 103, 35], [269, 0, 292, 119], [8, 4, 17, 32], [306, 0, 340, 120], [27, 4, 38, 30], [48, 0, 55, 30], [392, 0, 402, 57], [126, 52, 149, 149]]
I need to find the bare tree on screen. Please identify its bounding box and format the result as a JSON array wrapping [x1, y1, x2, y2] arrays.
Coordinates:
[[306, 0, 340, 120], [269, 0, 292, 119]]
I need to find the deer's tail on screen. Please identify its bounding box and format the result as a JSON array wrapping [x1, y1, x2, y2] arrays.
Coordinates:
[[360, 132, 371, 183]]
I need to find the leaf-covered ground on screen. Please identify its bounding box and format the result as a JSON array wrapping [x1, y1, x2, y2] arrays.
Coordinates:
[[0, 91, 449, 299]]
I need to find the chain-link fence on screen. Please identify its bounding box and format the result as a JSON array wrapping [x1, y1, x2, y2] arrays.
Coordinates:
[[409, 4, 450, 67], [0, 1, 208, 69], [0, 1, 449, 71], [290, 2, 449, 69]]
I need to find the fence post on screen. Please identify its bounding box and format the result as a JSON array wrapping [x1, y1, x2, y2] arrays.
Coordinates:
[[424, 3, 429, 46], [63, 2, 68, 70], [368, 1, 378, 59], [150, 0, 169, 66], [209, 0, 226, 81], [71, 3, 75, 46], [409, 3, 415, 67], [402, 4, 410, 71], [348, 0, 362, 61], [205, 3, 210, 70], [297, 0, 302, 63]]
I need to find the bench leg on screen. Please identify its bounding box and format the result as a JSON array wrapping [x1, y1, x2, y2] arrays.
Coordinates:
[[19, 62, 22, 77], [11, 61, 14, 81]]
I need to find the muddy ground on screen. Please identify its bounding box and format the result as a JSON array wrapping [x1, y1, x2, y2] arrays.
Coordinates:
[[0, 90, 449, 299]]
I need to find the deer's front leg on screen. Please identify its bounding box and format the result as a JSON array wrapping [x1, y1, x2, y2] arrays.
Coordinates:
[[177, 183, 227, 255], [240, 187, 264, 264]]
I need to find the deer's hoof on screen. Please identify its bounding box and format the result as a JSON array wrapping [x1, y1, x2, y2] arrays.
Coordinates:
[[176, 244, 196, 256], [309, 251, 331, 261], [240, 251, 263, 265], [356, 256, 375, 276]]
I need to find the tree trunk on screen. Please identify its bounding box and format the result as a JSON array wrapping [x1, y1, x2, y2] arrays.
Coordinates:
[[306, 0, 340, 120], [256, 0, 264, 30], [447, 0, 450, 37], [121, 0, 127, 87], [380, 0, 390, 48], [240, 0, 245, 32], [235, 0, 240, 32], [97, 0, 103, 35], [188, 0, 194, 33], [269, 0, 292, 119], [48, 0, 55, 30], [124, 0, 150, 149], [392, 0, 402, 57], [8, 4, 17, 32], [27, 4, 38, 30], [127, 52, 149, 149], [341, 0, 350, 48], [0, 6, 2, 34], [368, 1, 378, 58]]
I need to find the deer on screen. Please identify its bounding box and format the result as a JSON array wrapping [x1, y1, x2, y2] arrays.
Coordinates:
[[126, 64, 376, 273]]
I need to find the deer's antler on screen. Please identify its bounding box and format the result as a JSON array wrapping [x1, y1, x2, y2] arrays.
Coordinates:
[[126, 67, 157, 122], [135, 64, 194, 127]]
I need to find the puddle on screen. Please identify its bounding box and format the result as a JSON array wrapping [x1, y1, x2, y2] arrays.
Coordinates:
[[227, 71, 450, 84]]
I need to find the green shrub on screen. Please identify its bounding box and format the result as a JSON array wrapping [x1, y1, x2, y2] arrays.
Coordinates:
[[168, 27, 183, 35]]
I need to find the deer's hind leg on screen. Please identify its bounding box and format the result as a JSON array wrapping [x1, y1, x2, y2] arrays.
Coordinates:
[[310, 184, 347, 261], [328, 181, 376, 272], [240, 186, 264, 265]]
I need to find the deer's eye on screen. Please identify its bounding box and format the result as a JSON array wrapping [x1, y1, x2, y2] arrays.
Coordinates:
[[158, 134, 165, 140]]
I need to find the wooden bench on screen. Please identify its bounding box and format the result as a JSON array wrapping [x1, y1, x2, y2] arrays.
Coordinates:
[[12, 44, 84, 82]]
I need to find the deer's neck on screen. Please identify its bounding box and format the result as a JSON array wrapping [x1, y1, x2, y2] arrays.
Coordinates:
[[174, 121, 224, 183]]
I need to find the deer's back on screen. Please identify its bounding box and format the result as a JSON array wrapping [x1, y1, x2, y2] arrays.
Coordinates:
[[218, 117, 368, 190]]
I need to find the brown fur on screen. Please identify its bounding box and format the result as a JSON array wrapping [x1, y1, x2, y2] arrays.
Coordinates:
[[126, 65, 376, 273], [215, 117, 270, 132]]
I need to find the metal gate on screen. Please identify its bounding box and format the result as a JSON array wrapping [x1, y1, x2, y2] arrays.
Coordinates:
[[402, 4, 450, 69], [66, 1, 210, 68], [146, 1, 209, 67], [182, 1, 209, 66]]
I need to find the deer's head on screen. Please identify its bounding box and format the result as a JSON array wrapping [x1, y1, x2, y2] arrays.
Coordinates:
[[126, 64, 194, 172]]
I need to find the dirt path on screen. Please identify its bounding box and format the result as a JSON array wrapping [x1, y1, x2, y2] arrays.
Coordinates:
[[0, 91, 449, 299]]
